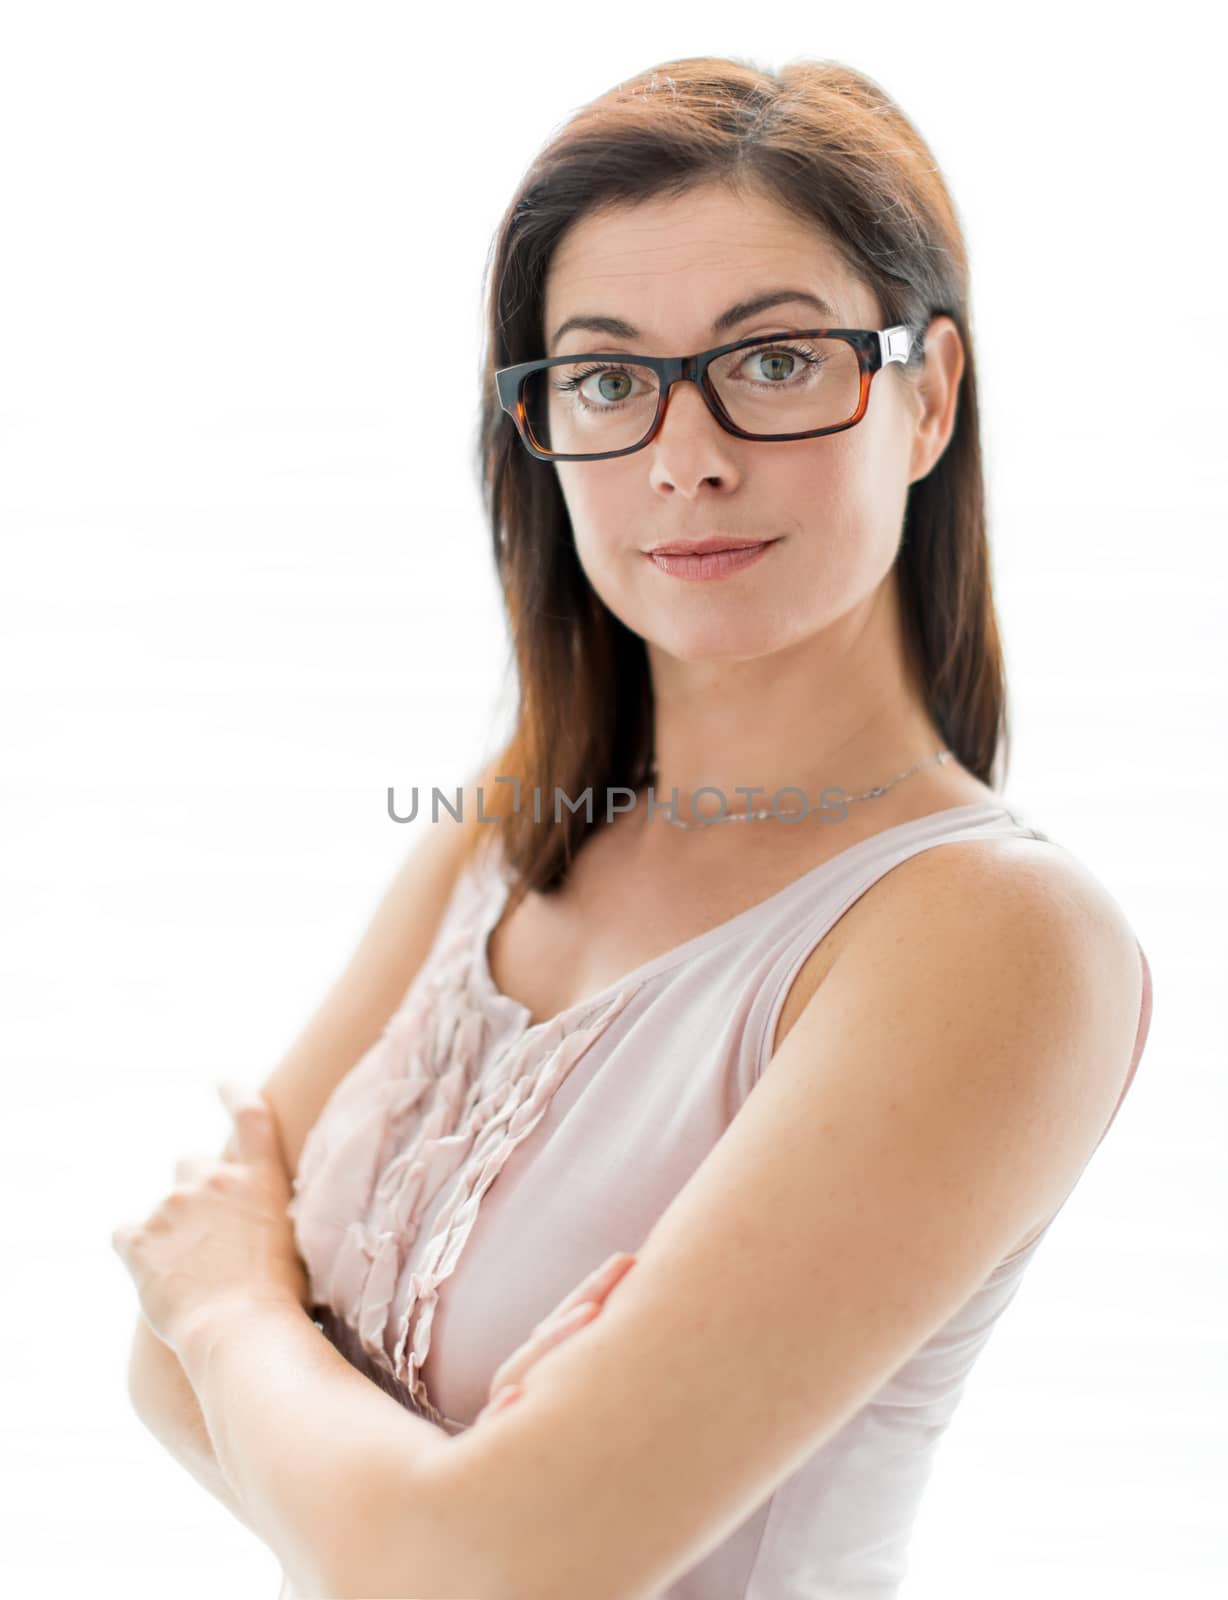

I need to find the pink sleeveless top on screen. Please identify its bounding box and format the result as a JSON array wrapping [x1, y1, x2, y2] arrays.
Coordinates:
[[280, 799, 1153, 1598]]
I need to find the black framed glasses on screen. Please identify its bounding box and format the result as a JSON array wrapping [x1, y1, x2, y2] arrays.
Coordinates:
[[495, 325, 914, 462]]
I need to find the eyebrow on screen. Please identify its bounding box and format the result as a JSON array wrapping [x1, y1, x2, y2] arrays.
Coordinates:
[[547, 288, 840, 355]]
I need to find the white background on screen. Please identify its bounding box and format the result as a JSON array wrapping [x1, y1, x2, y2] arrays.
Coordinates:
[[1, 2, 1224, 1595]]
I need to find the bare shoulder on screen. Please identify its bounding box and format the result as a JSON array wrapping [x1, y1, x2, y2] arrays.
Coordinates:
[[761, 825, 1147, 1262], [786, 827, 1147, 1240], [861, 828, 1144, 1004], [776, 826, 1142, 1057], [873, 826, 1137, 936]]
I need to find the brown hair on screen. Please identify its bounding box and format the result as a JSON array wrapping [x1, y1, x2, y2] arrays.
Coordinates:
[[459, 54, 1009, 913]]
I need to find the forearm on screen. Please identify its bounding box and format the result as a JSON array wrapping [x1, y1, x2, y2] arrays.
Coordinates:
[[176, 1296, 454, 1598], [127, 1314, 258, 1534]]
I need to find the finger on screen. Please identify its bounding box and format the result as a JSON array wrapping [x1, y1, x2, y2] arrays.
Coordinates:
[[550, 1252, 637, 1319], [172, 1154, 213, 1185], [484, 1255, 638, 1400], [218, 1081, 278, 1164], [488, 1298, 601, 1397], [489, 1254, 635, 1394], [475, 1384, 525, 1425]]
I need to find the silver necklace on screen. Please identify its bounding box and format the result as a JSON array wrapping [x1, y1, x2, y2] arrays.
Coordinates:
[[638, 748, 953, 829]]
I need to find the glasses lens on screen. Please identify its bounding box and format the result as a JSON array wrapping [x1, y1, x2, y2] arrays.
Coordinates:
[[523, 337, 862, 456]]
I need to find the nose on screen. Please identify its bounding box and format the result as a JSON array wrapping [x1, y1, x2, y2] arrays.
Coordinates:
[[655, 371, 721, 439]]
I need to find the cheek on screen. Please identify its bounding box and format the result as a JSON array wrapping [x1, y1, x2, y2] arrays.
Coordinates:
[[559, 476, 648, 590], [569, 528, 625, 594], [794, 435, 907, 563]]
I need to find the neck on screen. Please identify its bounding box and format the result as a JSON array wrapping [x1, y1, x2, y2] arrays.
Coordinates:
[[629, 567, 978, 829]]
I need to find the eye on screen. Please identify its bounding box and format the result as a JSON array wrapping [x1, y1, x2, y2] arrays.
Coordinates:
[[732, 342, 828, 384], [553, 363, 649, 408]]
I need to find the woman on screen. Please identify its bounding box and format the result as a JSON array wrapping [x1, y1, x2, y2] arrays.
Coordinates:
[[122, 54, 1153, 1599]]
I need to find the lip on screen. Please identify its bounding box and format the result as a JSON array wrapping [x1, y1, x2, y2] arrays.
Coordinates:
[[646, 536, 775, 555], [645, 540, 775, 581]]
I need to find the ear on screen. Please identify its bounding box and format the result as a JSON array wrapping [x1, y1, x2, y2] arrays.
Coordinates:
[[906, 314, 966, 486]]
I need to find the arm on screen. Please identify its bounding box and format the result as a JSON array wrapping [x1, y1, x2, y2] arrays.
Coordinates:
[[124, 766, 491, 1536], [175, 1297, 452, 1598], [327, 841, 1147, 1598], [135, 1248, 633, 1587], [127, 1312, 258, 1534]]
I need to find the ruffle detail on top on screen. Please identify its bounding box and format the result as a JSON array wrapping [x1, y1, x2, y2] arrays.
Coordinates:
[[286, 844, 642, 1434]]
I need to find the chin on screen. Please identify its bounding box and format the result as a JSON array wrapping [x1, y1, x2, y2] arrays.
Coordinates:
[[648, 620, 788, 664]]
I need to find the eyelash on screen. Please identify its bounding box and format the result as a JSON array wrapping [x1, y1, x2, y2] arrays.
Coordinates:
[[552, 341, 827, 403]]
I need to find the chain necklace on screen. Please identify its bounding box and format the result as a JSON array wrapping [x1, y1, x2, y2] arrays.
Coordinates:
[[636, 748, 953, 830]]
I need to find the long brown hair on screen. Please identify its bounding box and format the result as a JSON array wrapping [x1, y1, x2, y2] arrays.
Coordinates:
[[460, 55, 1009, 912]]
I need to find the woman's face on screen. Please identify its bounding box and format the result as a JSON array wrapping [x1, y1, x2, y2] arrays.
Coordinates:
[[541, 182, 933, 665]]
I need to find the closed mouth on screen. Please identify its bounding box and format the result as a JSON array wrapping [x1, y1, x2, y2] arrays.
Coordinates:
[[646, 538, 774, 556]]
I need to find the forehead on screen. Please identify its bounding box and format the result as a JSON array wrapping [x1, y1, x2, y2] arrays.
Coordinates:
[[543, 183, 871, 339]]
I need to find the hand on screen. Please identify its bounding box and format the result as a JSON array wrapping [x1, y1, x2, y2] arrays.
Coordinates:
[[474, 1252, 637, 1425], [110, 1080, 311, 1358]]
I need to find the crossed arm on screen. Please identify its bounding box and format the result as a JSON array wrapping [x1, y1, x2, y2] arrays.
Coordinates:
[[177, 841, 1146, 1597]]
